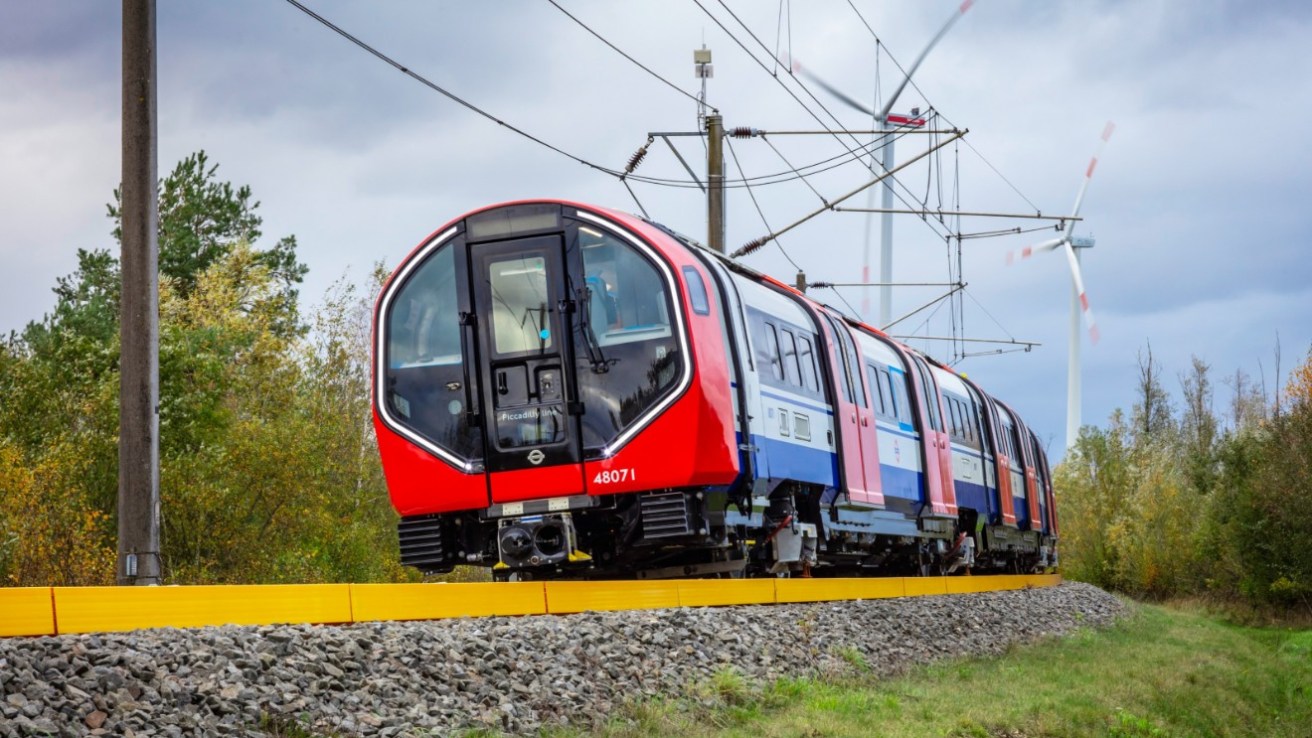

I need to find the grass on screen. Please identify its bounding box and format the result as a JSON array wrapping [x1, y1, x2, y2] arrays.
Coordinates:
[[546, 601, 1312, 738]]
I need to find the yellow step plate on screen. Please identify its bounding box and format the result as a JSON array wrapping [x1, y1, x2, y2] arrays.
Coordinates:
[[51, 584, 352, 634], [351, 582, 546, 621], [0, 587, 55, 637]]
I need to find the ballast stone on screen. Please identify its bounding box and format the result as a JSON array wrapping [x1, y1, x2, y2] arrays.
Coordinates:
[[0, 582, 1123, 737]]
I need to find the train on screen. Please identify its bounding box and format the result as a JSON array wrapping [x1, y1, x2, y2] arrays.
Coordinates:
[[372, 200, 1058, 580]]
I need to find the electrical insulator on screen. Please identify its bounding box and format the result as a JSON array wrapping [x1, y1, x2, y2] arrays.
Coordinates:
[[731, 237, 768, 259], [625, 138, 653, 175]]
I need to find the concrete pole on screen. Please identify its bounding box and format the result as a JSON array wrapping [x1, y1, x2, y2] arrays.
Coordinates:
[[119, 0, 162, 585], [706, 113, 725, 254]]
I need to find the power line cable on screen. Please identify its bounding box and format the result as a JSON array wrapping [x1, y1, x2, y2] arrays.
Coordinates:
[[759, 134, 829, 206], [546, 0, 714, 112], [283, 0, 629, 180], [726, 137, 802, 271]]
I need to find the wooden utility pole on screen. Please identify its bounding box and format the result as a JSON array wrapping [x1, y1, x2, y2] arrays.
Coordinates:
[[706, 113, 725, 254], [119, 0, 161, 585]]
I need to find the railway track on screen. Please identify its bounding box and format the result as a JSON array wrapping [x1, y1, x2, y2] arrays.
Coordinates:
[[0, 574, 1059, 637]]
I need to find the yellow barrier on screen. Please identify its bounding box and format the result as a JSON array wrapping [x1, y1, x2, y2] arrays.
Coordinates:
[[351, 582, 546, 621], [0, 575, 1061, 636], [677, 578, 776, 608], [0, 587, 55, 637], [775, 577, 906, 603], [545, 580, 681, 614], [51, 584, 353, 635]]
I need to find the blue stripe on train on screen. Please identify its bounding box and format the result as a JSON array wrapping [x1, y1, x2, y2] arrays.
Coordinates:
[[879, 463, 922, 503], [953, 477, 995, 521], [745, 433, 840, 487]]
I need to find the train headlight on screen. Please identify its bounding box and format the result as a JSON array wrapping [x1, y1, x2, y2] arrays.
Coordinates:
[[498, 525, 534, 562]]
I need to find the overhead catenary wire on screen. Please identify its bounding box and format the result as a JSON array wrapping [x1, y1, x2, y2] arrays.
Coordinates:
[[733, 129, 965, 259], [281, 0, 640, 181], [634, 125, 925, 190], [759, 134, 829, 206], [691, 0, 954, 241], [725, 137, 802, 271], [283, 0, 887, 194], [546, 0, 715, 112]]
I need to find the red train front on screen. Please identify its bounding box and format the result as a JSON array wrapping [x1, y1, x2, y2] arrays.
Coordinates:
[[373, 201, 739, 577]]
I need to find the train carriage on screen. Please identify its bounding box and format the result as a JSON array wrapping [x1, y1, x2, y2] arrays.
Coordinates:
[[374, 200, 1057, 579]]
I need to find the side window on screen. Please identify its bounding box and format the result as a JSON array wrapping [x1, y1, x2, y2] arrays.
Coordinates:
[[881, 369, 897, 420], [780, 329, 801, 387], [798, 336, 819, 393], [889, 369, 912, 425], [682, 266, 711, 315], [765, 325, 784, 381], [867, 365, 886, 418], [830, 319, 867, 408], [914, 361, 943, 432]]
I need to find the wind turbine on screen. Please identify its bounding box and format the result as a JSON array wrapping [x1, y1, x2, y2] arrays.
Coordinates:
[[1008, 121, 1115, 450], [792, 0, 974, 327]]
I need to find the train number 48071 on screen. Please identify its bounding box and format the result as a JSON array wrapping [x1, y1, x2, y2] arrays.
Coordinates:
[[593, 468, 636, 484]]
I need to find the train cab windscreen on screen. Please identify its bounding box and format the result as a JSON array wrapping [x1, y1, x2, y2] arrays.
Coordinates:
[[379, 210, 687, 473]]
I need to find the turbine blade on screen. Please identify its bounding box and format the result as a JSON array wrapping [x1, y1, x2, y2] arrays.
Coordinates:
[[879, 0, 975, 120], [1061, 242, 1100, 344], [789, 57, 876, 116], [1064, 120, 1115, 234], [1006, 236, 1065, 265]]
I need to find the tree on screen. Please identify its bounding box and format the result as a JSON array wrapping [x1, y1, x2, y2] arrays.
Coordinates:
[[1178, 356, 1218, 494], [1132, 342, 1174, 443]]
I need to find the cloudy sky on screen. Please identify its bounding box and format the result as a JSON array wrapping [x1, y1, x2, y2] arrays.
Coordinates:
[[3, 0, 1309, 458]]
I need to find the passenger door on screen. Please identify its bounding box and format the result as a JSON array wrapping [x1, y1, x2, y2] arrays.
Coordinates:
[[909, 355, 957, 517], [820, 313, 883, 507]]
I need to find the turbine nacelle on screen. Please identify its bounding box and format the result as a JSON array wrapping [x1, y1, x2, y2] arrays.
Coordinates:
[[1007, 121, 1114, 346]]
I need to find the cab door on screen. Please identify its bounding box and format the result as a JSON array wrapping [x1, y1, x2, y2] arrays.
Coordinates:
[[468, 234, 586, 502]]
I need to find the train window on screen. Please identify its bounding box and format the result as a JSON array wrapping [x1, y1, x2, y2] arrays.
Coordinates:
[[488, 255, 553, 355], [912, 360, 942, 432], [882, 369, 899, 420], [798, 336, 819, 393], [868, 365, 891, 420], [682, 266, 711, 316], [966, 403, 977, 444], [581, 231, 672, 347], [832, 320, 867, 408], [888, 369, 911, 425], [764, 325, 784, 381], [575, 225, 682, 447], [780, 329, 802, 387], [384, 241, 483, 460]]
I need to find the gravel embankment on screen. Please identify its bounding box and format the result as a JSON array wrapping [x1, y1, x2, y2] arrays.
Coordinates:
[[0, 581, 1124, 737]]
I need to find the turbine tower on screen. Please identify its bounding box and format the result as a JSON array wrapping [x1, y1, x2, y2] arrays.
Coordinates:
[[1009, 122, 1115, 449]]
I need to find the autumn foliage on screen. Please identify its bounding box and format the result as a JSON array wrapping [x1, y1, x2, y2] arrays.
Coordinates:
[[0, 153, 412, 585], [1056, 347, 1312, 611]]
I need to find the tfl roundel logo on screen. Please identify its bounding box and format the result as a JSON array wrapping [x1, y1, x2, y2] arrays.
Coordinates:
[[527, 449, 546, 465]]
